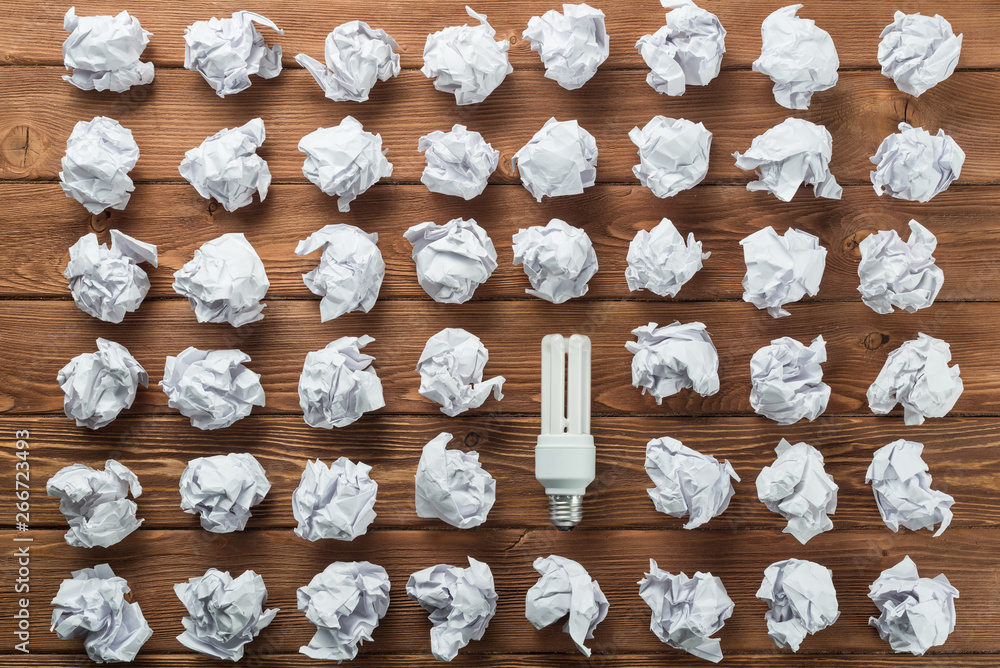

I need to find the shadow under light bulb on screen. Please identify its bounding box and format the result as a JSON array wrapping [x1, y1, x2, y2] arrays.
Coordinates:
[[536, 333, 595, 530]]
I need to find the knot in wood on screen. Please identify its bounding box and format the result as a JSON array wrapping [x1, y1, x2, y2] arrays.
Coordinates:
[[0, 125, 44, 173], [464, 431, 482, 448], [864, 332, 890, 351]]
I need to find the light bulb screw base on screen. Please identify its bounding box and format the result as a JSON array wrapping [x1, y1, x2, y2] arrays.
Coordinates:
[[548, 494, 583, 530]]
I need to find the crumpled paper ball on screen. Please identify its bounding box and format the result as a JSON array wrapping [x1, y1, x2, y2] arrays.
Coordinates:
[[525, 555, 609, 657], [422, 6, 512, 105], [299, 115, 393, 212], [867, 332, 963, 425], [184, 11, 282, 97], [870, 123, 964, 203], [753, 4, 839, 109], [626, 218, 709, 297], [295, 21, 400, 102], [404, 217, 497, 303], [638, 560, 733, 663], [293, 457, 378, 541], [734, 118, 842, 202], [512, 218, 598, 303], [296, 224, 384, 322], [750, 335, 830, 424], [50, 563, 153, 663], [867, 439, 954, 537], [415, 432, 496, 529], [645, 437, 739, 527], [417, 328, 505, 416], [858, 220, 943, 314], [175, 568, 279, 661], [879, 12, 962, 97], [298, 562, 390, 661], [868, 556, 958, 656], [60, 116, 140, 214], [407, 557, 498, 661], [160, 347, 265, 430], [626, 321, 719, 403], [172, 232, 269, 327], [179, 453, 271, 533], [522, 3, 609, 90], [65, 229, 157, 323], [419, 124, 499, 199], [47, 459, 143, 548], [178, 118, 270, 212], [62, 7, 153, 92], [513, 118, 598, 202], [630, 116, 712, 198], [636, 0, 727, 96], [299, 335, 385, 428], [756, 439, 838, 544], [741, 226, 827, 317], [58, 338, 147, 429], [757, 558, 840, 652]]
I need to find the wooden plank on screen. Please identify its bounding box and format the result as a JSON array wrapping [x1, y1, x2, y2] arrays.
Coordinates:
[[2, 69, 998, 184], [4, 183, 1000, 302], [2, 528, 995, 654], [7, 415, 995, 530], [2, 0, 997, 70]]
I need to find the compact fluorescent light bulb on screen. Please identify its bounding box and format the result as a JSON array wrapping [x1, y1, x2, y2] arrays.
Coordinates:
[[536, 333, 595, 530]]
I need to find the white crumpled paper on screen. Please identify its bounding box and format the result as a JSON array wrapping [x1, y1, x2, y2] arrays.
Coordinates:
[[60, 116, 140, 214], [62, 7, 153, 92], [512, 218, 598, 303], [47, 459, 143, 548], [184, 12, 282, 97], [867, 333, 963, 425], [299, 116, 393, 212], [868, 556, 958, 656], [867, 439, 954, 537], [298, 562, 390, 661], [513, 118, 598, 202], [65, 229, 157, 323], [526, 555, 608, 657], [734, 118, 842, 202], [173, 233, 269, 327], [175, 568, 278, 661], [523, 3, 609, 90], [630, 116, 711, 198], [405, 217, 497, 303], [160, 347, 265, 430], [753, 4, 839, 109], [636, 0, 726, 96], [756, 439, 838, 544], [417, 328, 505, 416], [415, 432, 495, 529], [750, 336, 830, 424], [879, 12, 962, 97], [296, 21, 399, 102], [645, 437, 739, 528], [179, 453, 271, 533], [299, 335, 385, 428], [870, 123, 964, 202], [757, 558, 840, 652], [58, 338, 147, 430], [296, 224, 384, 322], [626, 321, 719, 403], [51, 563, 153, 663], [859, 220, 943, 314], [407, 557, 497, 661], [419, 124, 499, 199], [626, 218, 709, 297], [293, 457, 378, 541], [639, 560, 733, 663], [422, 6, 512, 105], [741, 226, 827, 317], [178, 118, 270, 212]]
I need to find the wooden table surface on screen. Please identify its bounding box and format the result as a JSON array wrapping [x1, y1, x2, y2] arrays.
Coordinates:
[[2, 1, 998, 666]]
